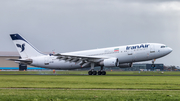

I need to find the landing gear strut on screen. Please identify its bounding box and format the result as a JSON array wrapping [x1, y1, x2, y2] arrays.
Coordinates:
[[88, 64, 106, 75]]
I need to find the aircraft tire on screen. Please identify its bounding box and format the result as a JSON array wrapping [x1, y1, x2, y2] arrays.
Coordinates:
[[93, 71, 97, 75], [88, 71, 93, 75], [151, 64, 155, 67], [98, 71, 102, 75], [102, 71, 106, 75]]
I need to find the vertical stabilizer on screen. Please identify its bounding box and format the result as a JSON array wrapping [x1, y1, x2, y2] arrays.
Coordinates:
[[10, 34, 44, 58]]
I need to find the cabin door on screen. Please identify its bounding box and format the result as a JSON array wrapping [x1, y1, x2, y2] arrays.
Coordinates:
[[127, 50, 133, 62], [149, 44, 155, 58]]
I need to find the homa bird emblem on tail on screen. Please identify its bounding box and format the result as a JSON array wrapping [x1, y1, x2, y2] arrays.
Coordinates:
[[16, 43, 25, 52]]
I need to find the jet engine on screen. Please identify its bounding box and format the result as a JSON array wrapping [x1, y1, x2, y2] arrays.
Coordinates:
[[99, 58, 119, 67], [119, 63, 133, 68]]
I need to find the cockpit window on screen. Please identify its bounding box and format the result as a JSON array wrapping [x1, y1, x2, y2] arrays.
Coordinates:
[[161, 46, 166, 48]]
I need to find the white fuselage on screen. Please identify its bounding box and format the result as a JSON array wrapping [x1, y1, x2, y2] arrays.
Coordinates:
[[30, 43, 172, 70]]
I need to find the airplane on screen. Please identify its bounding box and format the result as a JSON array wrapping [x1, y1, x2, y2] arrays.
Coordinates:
[[9, 34, 172, 75]]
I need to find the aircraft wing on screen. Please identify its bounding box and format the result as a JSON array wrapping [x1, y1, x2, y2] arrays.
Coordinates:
[[54, 53, 108, 67]]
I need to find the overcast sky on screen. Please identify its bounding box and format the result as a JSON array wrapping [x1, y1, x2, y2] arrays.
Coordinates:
[[0, 0, 180, 66]]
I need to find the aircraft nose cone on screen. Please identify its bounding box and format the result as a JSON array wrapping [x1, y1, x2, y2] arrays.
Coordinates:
[[168, 47, 173, 53]]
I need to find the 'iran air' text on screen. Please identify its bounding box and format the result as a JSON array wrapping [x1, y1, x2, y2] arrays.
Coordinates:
[[126, 44, 149, 50]]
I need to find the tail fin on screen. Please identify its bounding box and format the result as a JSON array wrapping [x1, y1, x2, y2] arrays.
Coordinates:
[[10, 34, 44, 58]]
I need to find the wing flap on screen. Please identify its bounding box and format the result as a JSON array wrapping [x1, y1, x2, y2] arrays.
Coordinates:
[[81, 62, 90, 67], [54, 53, 107, 59], [54, 53, 107, 67]]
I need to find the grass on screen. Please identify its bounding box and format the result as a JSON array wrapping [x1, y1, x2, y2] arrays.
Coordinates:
[[0, 71, 180, 100], [0, 89, 180, 101], [0, 75, 180, 90]]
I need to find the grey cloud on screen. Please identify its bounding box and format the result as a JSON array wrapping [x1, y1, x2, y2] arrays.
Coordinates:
[[0, 0, 180, 65]]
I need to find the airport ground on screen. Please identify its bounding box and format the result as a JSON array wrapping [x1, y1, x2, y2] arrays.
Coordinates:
[[0, 71, 180, 101]]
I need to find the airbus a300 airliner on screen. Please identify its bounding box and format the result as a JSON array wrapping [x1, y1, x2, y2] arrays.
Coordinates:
[[9, 34, 172, 75]]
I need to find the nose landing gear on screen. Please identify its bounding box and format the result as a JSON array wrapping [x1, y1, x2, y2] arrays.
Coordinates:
[[151, 59, 156, 70], [151, 59, 156, 67]]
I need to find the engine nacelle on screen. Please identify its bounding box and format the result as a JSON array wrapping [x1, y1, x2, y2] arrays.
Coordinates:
[[119, 63, 133, 68], [100, 58, 119, 67]]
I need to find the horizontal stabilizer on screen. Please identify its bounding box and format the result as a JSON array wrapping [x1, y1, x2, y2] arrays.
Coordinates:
[[8, 59, 32, 64]]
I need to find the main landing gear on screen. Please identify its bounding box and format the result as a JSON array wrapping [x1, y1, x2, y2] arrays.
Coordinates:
[[88, 63, 106, 75], [88, 70, 106, 75], [98, 66, 106, 75]]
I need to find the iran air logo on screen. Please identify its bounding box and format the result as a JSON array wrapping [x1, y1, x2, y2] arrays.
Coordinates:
[[16, 43, 25, 52]]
